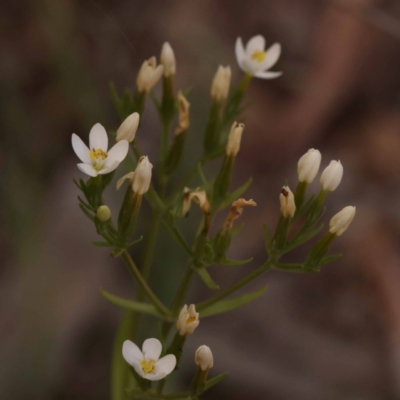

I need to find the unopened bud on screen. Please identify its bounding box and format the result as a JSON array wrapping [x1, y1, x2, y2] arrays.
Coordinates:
[[175, 91, 190, 136], [279, 186, 296, 218], [211, 65, 231, 102], [329, 206, 356, 236], [226, 122, 244, 157], [136, 57, 164, 93], [195, 345, 213, 371], [132, 156, 153, 195], [97, 205, 111, 222], [160, 42, 176, 77], [177, 304, 199, 336], [116, 112, 140, 142], [320, 160, 343, 191], [297, 148, 321, 184]]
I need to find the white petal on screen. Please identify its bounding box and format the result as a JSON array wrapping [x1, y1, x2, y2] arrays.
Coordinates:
[[259, 43, 281, 71], [122, 340, 143, 366], [98, 160, 119, 175], [156, 354, 176, 375], [107, 140, 129, 163], [71, 134, 91, 163], [245, 35, 265, 56], [116, 172, 135, 190], [144, 370, 166, 381], [77, 163, 98, 177], [242, 58, 257, 75], [235, 37, 246, 69], [131, 361, 146, 379], [142, 338, 162, 361], [89, 123, 108, 151], [254, 71, 283, 79]]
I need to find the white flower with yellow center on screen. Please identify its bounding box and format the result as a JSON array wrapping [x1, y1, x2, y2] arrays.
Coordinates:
[[72, 123, 129, 177], [177, 304, 199, 336], [122, 338, 176, 381], [235, 35, 282, 79]]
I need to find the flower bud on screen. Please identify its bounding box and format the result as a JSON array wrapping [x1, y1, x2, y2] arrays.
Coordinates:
[[132, 156, 153, 195], [177, 304, 199, 336], [175, 91, 190, 136], [116, 112, 140, 142], [297, 148, 321, 184], [279, 186, 296, 218], [97, 205, 111, 222], [211, 65, 231, 102], [136, 57, 164, 93], [190, 189, 210, 214], [226, 122, 244, 157], [320, 160, 343, 191], [195, 345, 213, 371], [329, 206, 356, 236], [160, 42, 176, 77]]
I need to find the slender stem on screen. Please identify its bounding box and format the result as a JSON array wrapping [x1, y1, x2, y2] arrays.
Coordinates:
[[197, 261, 271, 312], [121, 251, 170, 316]]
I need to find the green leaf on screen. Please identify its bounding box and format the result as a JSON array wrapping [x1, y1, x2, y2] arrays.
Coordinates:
[[79, 204, 95, 221], [203, 373, 229, 392], [101, 290, 167, 320], [199, 285, 267, 317], [218, 257, 253, 266], [127, 236, 144, 247], [195, 268, 219, 290], [220, 177, 252, 209], [285, 224, 324, 252], [263, 224, 272, 253], [275, 263, 307, 273], [197, 163, 209, 187], [319, 253, 342, 266]]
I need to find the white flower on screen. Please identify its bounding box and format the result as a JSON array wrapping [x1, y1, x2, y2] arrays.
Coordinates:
[[136, 57, 164, 93], [226, 122, 245, 157], [195, 345, 213, 371], [160, 42, 176, 77], [122, 338, 176, 381], [329, 206, 356, 236], [177, 304, 199, 336], [116, 112, 140, 143], [117, 156, 153, 195], [280, 186, 296, 218], [235, 35, 282, 79], [297, 149, 322, 184], [72, 123, 129, 177], [211, 65, 231, 102], [320, 160, 343, 191]]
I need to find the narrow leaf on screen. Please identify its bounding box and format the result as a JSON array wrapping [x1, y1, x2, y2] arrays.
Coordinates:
[[195, 268, 219, 290], [319, 253, 342, 266], [285, 224, 324, 252], [79, 204, 95, 221], [101, 290, 166, 319], [275, 263, 308, 273], [203, 373, 229, 392], [199, 285, 267, 317], [218, 257, 253, 266]]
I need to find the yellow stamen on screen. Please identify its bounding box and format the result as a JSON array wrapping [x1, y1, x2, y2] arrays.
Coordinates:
[[186, 316, 196, 324], [251, 50, 266, 63], [89, 148, 108, 160], [140, 359, 156, 374]]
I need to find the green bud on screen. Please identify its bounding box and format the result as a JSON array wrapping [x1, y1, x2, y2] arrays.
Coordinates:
[[203, 100, 222, 157], [96, 205, 111, 222], [117, 186, 142, 240], [304, 232, 336, 270], [213, 155, 234, 207]]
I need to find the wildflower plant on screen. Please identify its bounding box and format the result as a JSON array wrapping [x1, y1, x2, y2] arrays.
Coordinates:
[[72, 34, 356, 399]]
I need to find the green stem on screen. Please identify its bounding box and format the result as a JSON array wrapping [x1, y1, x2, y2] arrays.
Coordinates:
[[197, 261, 271, 312], [121, 251, 170, 316]]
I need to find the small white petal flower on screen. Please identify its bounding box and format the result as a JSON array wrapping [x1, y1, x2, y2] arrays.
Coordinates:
[[329, 206, 356, 236], [211, 65, 231, 102], [160, 42, 176, 77], [235, 35, 282, 79], [177, 304, 200, 336], [122, 338, 176, 381], [280, 186, 296, 218], [136, 57, 164, 93], [116, 157, 153, 195], [226, 122, 244, 157], [116, 112, 140, 143], [72, 123, 129, 177], [320, 160, 343, 191], [297, 149, 322, 184], [195, 345, 213, 371]]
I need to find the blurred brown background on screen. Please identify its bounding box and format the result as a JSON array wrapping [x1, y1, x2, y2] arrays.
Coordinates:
[[2, 0, 400, 399]]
